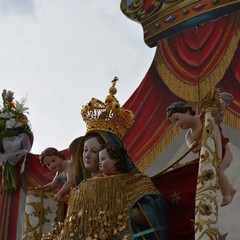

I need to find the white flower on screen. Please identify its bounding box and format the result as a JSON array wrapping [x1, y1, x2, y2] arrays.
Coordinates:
[[5, 118, 23, 129], [0, 112, 15, 119], [15, 99, 29, 115]]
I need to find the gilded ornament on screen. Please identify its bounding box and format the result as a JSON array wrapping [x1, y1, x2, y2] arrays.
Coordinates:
[[81, 77, 135, 138], [118, 226, 124, 232], [116, 198, 122, 205], [122, 234, 131, 240], [201, 169, 214, 183], [78, 210, 83, 217], [170, 191, 181, 204], [99, 231, 108, 240], [85, 236, 92, 240], [103, 221, 108, 226], [199, 203, 212, 216]]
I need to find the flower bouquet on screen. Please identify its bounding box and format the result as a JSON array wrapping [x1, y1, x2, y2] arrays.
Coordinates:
[[0, 89, 33, 193]]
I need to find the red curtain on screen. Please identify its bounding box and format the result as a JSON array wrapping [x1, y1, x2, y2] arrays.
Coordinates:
[[151, 161, 199, 240]]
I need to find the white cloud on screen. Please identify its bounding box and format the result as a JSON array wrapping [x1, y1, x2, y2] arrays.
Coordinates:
[[0, 0, 155, 154]]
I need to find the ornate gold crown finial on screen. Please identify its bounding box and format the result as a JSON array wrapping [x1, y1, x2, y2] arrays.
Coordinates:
[[105, 76, 118, 103], [81, 77, 135, 138]]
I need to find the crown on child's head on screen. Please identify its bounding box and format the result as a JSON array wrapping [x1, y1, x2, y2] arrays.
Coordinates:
[[81, 77, 135, 138]]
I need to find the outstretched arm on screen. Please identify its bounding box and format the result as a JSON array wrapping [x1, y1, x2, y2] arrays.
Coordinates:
[[43, 174, 61, 192], [54, 161, 75, 201]]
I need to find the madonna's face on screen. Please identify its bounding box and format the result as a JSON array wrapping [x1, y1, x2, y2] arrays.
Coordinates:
[[82, 137, 101, 176]]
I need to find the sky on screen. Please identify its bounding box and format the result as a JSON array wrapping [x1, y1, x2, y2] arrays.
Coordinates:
[[0, 0, 155, 154]]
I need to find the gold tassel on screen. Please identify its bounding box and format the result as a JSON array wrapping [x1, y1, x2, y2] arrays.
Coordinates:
[[136, 125, 181, 171], [56, 174, 160, 239], [57, 175, 130, 240], [224, 109, 240, 132]]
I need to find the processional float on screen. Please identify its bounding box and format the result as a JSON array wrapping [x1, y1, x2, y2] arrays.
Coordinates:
[[0, 1, 240, 239]]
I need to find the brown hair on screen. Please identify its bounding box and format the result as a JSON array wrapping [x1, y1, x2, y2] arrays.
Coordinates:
[[99, 142, 127, 172], [84, 133, 105, 146], [40, 147, 65, 166], [166, 101, 196, 119], [68, 136, 82, 155]]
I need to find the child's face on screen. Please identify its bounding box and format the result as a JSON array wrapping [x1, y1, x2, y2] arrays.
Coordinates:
[[168, 112, 192, 129], [43, 155, 64, 172], [99, 148, 117, 172]]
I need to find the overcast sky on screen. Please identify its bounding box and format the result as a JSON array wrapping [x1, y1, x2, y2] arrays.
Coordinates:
[[0, 0, 155, 154]]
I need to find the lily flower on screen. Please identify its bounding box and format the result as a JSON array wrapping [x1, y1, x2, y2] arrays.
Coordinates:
[[15, 99, 29, 115]]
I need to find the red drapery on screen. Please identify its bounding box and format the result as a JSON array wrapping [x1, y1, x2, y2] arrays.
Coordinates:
[[151, 161, 199, 240], [122, 12, 240, 240], [123, 12, 240, 164]]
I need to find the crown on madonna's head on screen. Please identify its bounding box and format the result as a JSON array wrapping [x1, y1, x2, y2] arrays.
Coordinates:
[[81, 77, 135, 138]]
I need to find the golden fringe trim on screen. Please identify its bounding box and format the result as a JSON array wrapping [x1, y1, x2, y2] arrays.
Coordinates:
[[136, 105, 240, 173], [224, 109, 240, 132], [136, 125, 181, 171], [136, 108, 240, 173], [154, 18, 240, 102], [57, 174, 160, 240], [58, 175, 129, 240]]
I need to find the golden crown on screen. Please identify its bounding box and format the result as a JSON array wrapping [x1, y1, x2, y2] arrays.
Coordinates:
[[81, 77, 135, 138], [120, 0, 240, 47]]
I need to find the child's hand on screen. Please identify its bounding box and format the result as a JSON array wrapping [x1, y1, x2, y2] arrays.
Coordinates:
[[28, 186, 44, 191], [42, 185, 51, 192], [27, 186, 36, 190], [54, 192, 63, 201]]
